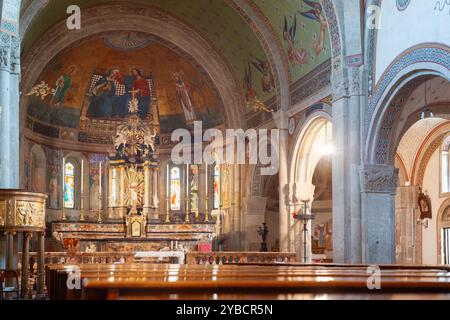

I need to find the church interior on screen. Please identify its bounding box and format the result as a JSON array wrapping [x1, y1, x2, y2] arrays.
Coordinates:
[[0, 0, 450, 301]]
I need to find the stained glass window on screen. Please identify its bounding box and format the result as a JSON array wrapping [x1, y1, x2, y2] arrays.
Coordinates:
[[170, 167, 181, 211], [64, 163, 75, 209], [213, 164, 221, 209]]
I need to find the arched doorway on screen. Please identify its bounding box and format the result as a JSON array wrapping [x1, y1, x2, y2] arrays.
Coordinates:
[[366, 71, 450, 264], [289, 111, 333, 262]]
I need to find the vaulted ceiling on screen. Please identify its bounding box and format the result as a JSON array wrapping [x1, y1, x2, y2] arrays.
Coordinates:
[[21, 0, 331, 105]]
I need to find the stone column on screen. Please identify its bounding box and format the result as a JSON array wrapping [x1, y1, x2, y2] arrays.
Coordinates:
[[360, 164, 398, 264], [36, 231, 45, 298], [395, 185, 419, 264], [274, 110, 290, 252], [0, 1, 21, 189], [5, 231, 15, 270], [331, 66, 365, 263], [20, 232, 32, 299]]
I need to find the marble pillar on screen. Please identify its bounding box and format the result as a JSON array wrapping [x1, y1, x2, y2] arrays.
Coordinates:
[[5, 231, 15, 270], [395, 186, 419, 264], [20, 232, 32, 299], [331, 66, 365, 263], [274, 110, 290, 252], [37, 232, 45, 298], [360, 164, 398, 264], [0, 0, 21, 189]]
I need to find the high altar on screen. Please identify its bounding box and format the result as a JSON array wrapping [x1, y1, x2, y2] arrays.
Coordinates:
[[52, 96, 216, 253]]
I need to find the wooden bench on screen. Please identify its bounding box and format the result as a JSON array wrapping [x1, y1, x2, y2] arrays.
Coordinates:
[[45, 263, 450, 300]]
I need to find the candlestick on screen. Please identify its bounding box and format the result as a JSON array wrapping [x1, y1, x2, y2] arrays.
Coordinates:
[[62, 156, 66, 221], [185, 164, 190, 223], [204, 164, 209, 222], [98, 161, 103, 223], [165, 164, 170, 223], [80, 159, 85, 221]]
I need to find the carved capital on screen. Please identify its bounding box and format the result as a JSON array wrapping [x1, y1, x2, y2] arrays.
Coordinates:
[[360, 164, 399, 194], [331, 68, 349, 101], [272, 109, 289, 130]]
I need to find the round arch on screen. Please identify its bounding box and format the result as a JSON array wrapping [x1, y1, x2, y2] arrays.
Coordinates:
[[436, 198, 450, 264], [365, 45, 450, 165]]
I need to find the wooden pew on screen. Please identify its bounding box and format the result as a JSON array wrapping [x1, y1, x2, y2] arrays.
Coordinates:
[[45, 263, 450, 300]]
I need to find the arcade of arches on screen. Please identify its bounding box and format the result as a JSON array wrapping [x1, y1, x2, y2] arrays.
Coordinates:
[[0, 0, 450, 300]]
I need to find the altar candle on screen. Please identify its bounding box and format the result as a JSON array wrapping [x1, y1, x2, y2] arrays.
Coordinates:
[[81, 159, 84, 194], [62, 157, 65, 207], [166, 164, 169, 197], [99, 161, 102, 195], [205, 164, 208, 195]]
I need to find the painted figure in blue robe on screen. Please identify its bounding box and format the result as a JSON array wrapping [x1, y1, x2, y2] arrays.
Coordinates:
[[50, 65, 77, 112], [124, 69, 151, 119], [88, 69, 120, 118]]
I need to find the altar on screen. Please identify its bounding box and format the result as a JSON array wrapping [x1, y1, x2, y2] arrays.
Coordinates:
[[51, 97, 218, 254]]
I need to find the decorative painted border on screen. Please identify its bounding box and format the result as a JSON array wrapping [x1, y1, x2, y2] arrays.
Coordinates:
[[396, 0, 411, 11], [366, 45, 450, 134]]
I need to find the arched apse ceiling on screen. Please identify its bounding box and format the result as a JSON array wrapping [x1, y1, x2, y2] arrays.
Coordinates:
[[21, 0, 332, 109], [20, 0, 276, 105]]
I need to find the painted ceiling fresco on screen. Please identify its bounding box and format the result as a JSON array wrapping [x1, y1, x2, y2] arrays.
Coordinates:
[[22, 0, 275, 106], [26, 33, 223, 132], [253, 0, 331, 83]]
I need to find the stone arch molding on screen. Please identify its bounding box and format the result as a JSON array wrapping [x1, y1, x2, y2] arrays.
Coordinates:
[[365, 44, 450, 165], [20, 4, 246, 131]]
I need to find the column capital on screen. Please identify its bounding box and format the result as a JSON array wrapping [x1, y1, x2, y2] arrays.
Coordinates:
[[360, 164, 399, 195], [4, 230, 16, 236], [23, 231, 33, 239], [272, 109, 289, 130]]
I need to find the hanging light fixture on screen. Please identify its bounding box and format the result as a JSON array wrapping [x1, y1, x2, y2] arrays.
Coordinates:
[[420, 80, 434, 120]]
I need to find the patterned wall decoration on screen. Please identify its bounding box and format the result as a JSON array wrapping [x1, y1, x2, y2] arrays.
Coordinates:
[[253, 0, 331, 83], [396, 0, 411, 11]]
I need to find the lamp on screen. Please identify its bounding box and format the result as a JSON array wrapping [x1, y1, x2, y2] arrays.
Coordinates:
[[420, 81, 434, 120], [292, 199, 315, 263]]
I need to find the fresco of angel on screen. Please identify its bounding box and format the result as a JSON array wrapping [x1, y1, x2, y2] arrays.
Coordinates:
[[250, 58, 275, 93], [283, 15, 309, 65], [300, 0, 328, 56]]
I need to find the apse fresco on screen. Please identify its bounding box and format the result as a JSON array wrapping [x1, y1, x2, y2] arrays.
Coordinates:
[[26, 33, 224, 133], [254, 0, 331, 82], [22, 0, 274, 109]]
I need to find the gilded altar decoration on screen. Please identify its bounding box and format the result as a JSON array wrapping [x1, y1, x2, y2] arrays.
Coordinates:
[[25, 81, 56, 100], [0, 200, 6, 226], [114, 114, 156, 163], [124, 166, 144, 207], [15, 201, 45, 228]]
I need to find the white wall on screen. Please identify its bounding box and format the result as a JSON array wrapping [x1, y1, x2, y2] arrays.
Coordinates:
[[421, 148, 446, 264], [376, 0, 450, 82]]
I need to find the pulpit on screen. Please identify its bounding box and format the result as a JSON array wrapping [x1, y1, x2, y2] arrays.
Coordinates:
[[0, 190, 47, 298]]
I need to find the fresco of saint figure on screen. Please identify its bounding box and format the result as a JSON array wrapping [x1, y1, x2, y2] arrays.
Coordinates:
[[50, 65, 77, 111], [88, 69, 120, 118], [189, 165, 199, 211], [123, 68, 152, 119], [173, 71, 196, 124], [48, 175, 59, 209]]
